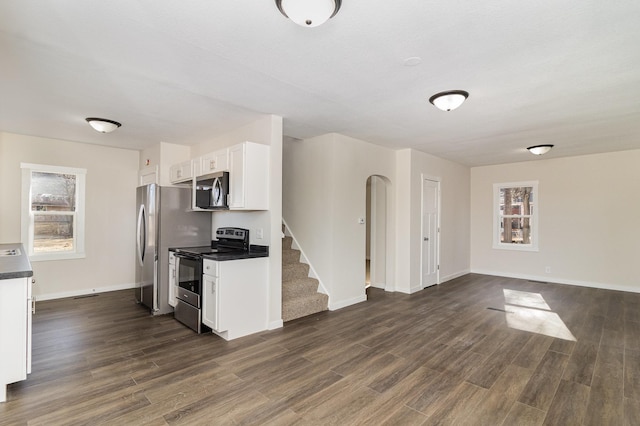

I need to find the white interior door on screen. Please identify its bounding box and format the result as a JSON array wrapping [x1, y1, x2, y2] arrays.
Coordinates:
[[421, 179, 439, 288]]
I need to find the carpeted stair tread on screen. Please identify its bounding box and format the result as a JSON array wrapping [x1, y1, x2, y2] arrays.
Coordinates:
[[282, 262, 310, 282], [283, 278, 319, 298], [282, 248, 301, 263], [282, 292, 329, 322], [283, 236, 293, 250]]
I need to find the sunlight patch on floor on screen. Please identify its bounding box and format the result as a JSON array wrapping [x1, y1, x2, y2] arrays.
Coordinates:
[[503, 289, 576, 341]]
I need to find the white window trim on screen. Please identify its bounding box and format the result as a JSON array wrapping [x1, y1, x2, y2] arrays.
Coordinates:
[[493, 180, 539, 252], [21, 163, 87, 261]]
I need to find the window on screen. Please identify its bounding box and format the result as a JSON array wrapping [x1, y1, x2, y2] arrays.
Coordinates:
[[493, 181, 538, 251], [21, 163, 86, 261]]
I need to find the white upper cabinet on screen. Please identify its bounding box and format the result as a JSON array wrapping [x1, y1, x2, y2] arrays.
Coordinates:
[[198, 149, 229, 176], [169, 160, 194, 184], [228, 142, 269, 210]]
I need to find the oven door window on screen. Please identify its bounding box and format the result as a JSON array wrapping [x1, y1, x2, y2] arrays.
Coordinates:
[[177, 257, 201, 294]]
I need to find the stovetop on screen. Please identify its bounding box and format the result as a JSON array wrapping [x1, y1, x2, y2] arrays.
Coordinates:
[[173, 245, 239, 256], [170, 227, 269, 260], [171, 244, 269, 261]]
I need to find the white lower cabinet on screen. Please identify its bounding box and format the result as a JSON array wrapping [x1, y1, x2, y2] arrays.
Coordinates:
[[168, 252, 177, 308], [202, 273, 218, 331], [0, 277, 32, 402], [202, 257, 268, 341]]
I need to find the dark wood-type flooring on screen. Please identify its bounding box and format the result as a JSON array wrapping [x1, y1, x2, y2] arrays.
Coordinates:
[[2, 274, 640, 425]]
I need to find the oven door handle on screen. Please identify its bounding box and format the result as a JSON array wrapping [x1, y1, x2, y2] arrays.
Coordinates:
[[173, 252, 201, 262], [174, 256, 181, 285]]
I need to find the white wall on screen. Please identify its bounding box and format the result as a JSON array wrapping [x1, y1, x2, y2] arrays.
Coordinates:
[[284, 135, 472, 307], [284, 133, 397, 309], [139, 142, 190, 186], [0, 132, 139, 299], [282, 134, 335, 295], [470, 149, 640, 293], [192, 115, 284, 329], [395, 149, 471, 293], [369, 176, 387, 289]]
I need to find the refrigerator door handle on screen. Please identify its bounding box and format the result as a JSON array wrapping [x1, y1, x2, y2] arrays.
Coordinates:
[[153, 258, 158, 312], [136, 204, 146, 267]]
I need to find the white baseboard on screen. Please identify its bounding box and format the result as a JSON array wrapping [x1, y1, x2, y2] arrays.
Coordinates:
[[440, 269, 471, 283], [394, 268, 472, 295], [329, 293, 367, 311], [408, 285, 423, 294], [471, 269, 640, 294], [268, 319, 284, 330], [36, 282, 136, 301]]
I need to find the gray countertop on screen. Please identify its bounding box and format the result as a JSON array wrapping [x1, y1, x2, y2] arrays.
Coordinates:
[[0, 243, 34, 279]]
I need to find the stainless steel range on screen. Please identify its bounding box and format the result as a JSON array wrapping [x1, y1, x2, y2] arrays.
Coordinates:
[[171, 227, 249, 333]]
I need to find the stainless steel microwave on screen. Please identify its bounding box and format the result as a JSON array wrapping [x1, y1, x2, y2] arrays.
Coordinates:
[[195, 171, 229, 209]]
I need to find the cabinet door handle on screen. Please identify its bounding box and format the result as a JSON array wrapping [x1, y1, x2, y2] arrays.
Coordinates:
[[210, 160, 215, 169]]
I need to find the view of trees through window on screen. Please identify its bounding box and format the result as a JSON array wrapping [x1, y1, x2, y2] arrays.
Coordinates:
[[30, 171, 77, 252], [499, 186, 533, 245]]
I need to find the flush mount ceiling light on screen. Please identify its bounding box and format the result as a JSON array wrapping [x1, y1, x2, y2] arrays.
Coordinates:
[[85, 117, 121, 133], [527, 144, 554, 155], [275, 0, 341, 27], [429, 90, 469, 112]]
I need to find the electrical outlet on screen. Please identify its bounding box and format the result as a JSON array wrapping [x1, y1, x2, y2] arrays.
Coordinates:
[[545, 266, 551, 274], [256, 228, 263, 239]]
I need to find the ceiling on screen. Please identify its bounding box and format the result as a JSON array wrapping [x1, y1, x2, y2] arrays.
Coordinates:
[[1, 1, 639, 167]]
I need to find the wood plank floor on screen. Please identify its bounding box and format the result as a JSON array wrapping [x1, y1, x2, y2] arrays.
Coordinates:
[[1, 273, 639, 425]]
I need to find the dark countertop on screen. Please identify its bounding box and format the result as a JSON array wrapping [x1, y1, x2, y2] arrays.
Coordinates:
[[0, 243, 34, 279], [169, 244, 269, 261], [203, 245, 269, 261]]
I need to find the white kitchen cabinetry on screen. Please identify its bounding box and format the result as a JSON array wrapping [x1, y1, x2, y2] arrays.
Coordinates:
[[228, 142, 269, 210], [202, 257, 268, 341], [0, 277, 32, 402], [168, 252, 177, 308], [169, 160, 194, 184], [198, 149, 229, 176]]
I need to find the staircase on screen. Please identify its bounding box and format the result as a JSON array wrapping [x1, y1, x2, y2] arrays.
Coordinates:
[[282, 233, 329, 322]]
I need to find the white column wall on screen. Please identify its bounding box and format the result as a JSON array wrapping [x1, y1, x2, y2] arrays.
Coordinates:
[[284, 134, 397, 309], [192, 115, 284, 328], [395, 149, 471, 294]]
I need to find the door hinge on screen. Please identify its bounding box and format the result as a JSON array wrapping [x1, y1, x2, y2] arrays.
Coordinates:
[[437, 265, 440, 270]]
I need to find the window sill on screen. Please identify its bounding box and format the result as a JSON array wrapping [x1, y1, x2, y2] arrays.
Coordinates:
[[492, 244, 539, 252], [29, 252, 86, 262]]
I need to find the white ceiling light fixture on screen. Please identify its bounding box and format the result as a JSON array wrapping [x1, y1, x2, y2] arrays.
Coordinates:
[[85, 117, 122, 133], [275, 0, 341, 27], [429, 90, 469, 112], [527, 144, 554, 155]]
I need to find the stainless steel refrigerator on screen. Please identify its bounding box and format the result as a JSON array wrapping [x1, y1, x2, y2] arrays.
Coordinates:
[[135, 184, 211, 315]]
